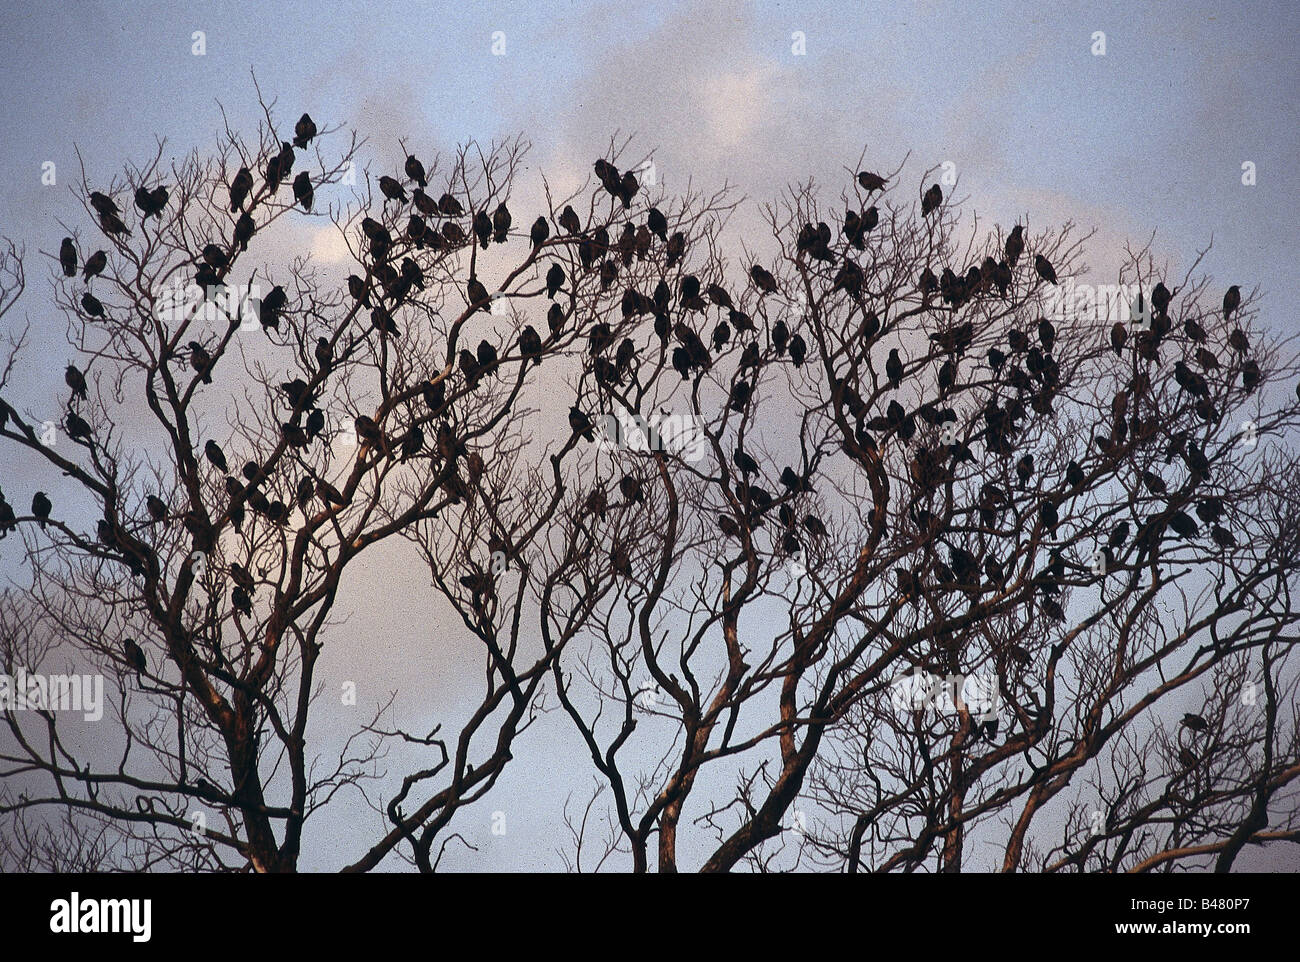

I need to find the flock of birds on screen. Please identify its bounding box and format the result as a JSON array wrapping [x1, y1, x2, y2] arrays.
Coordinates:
[[3, 114, 1295, 701]]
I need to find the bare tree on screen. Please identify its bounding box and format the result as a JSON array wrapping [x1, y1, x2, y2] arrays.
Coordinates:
[[2, 100, 1297, 873]]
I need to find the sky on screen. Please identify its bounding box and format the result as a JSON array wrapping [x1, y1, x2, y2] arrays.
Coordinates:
[[0, 0, 1297, 871]]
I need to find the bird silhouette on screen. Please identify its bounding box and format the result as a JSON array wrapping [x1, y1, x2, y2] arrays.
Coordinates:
[[31, 492, 51, 528], [204, 439, 227, 472], [293, 112, 317, 149], [59, 237, 77, 277], [292, 172, 313, 211], [379, 176, 407, 203], [404, 154, 427, 188], [1034, 255, 1057, 285], [921, 184, 942, 217], [530, 216, 549, 247], [857, 170, 887, 192], [65, 364, 87, 400], [1223, 285, 1241, 321]]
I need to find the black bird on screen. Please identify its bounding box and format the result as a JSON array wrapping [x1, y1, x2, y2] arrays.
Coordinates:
[[1211, 524, 1236, 549], [259, 285, 287, 330], [1152, 282, 1172, 316], [81, 249, 106, 281], [134, 185, 168, 219], [772, 319, 789, 356], [546, 262, 565, 298], [281, 422, 309, 449], [88, 191, 119, 218], [99, 210, 131, 237], [81, 292, 105, 318], [234, 212, 255, 251], [547, 302, 565, 334], [31, 491, 51, 527], [404, 154, 427, 188], [1242, 359, 1261, 393], [750, 264, 778, 295], [438, 192, 464, 217], [921, 183, 942, 217], [559, 205, 582, 235], [1181, 712, 1208, 732], [1016, 454, 1034, 488], [519, 325, 542, 363], [857, 170, 887, 192], [65, 411, 92, 442], [1110, 323, 1127, 356], [492, 203, 512, 243], [530, 216, 549, 247], [65, 364, 87, 400], [292, 172, 313, 211], [305, 408, 324, 438], [370, 306, 399, 337], [1228, 328, 1249, 354], [378, 175, 407, 203], [187, 342, 213, 384], [146, 495, 167, 523], [466, 277, 491, 312], [1038, 317, 1055, 352], [1223, 285, 1241, 321], [124, 638, 146, 676], [569, 406, 595, 442], [354, 415, 385, 450], [666, 232, 686, 267], [886, 348, 903, 389], [293, 112, 318, 149], [1004, 225, 1024, 267], [229, 166, 253, 211], [788, 334, 807, 367], [59, 237, 77, 277], [1034, 255, 1057, 285], [473, 210, 492, 248], [204, 439, 228, 472], [733, 448, 759, 475], [803, 514, 828, 538], [1066, 460, 1084, 489], [619, 474, 644, 504]]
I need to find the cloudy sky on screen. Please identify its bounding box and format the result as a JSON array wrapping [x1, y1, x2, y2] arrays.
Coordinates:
[[0, 0, 1296, 870]]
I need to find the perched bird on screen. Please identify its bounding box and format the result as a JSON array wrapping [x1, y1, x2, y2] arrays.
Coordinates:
[[146, 495, 167, 523], [438, 192, 464, 217], [466, 277, 491, 313], [292, 171, 313, 211], [886, 348, 904, 389], [559, 205, 582, 235], [750, 264, 778, 295], [81, 292, 105, 318], [379, 175, 407, 203], [619, 474, 645, 504], [473, 210, 492, 248], [88, 191, 120, 218], [569, 405, 595, 442], [530, 216, 549, 248], [81, 249, 107, 281], [65, 364, 87, 400], [124, 637, 146, 676], [921, 183, 942, 217], [404, 154, 427, 188], [204, 439, 228, 472], [134, 185, 168, 219], [31, 491, 51, 527], [229, 166, 253, 212], [1034, 255, 1057, 285], [59, 237, 77, 277], [1181, 712, 1208, 732], [492, 203, 512, 243], [546, 262, 565, 298], [857, 170, 887, 192], [354, 414, 385, 450], [1223, 284, 1241, 321], [293, 112, 318, 149], [234, 212, 255, 251], [1004, 225, 1024, 267]]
